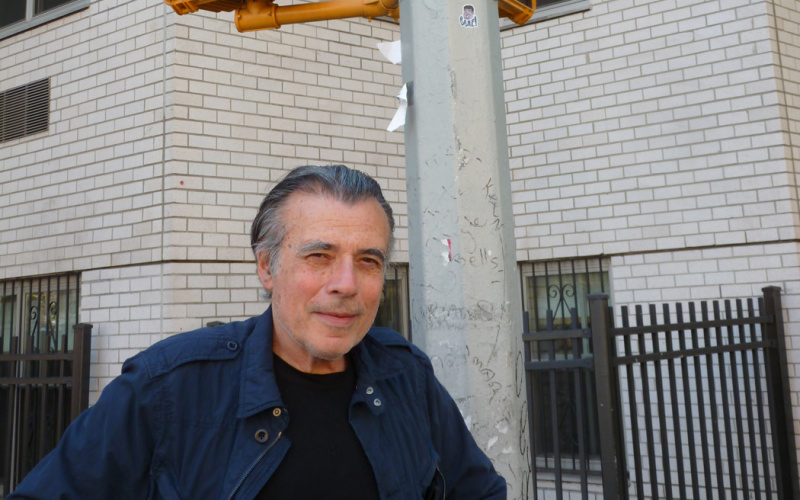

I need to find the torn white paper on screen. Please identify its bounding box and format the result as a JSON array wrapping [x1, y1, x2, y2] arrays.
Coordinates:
[[387, 83, 407, 132], [377, 40, 402, 64]]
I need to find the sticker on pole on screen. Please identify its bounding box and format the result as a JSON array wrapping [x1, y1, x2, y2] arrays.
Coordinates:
[[459, 4, 478, 28], [387, 84, 408, 132]]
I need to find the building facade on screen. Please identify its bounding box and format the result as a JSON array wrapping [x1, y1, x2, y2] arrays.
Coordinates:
[[1, 0, 799, 497]]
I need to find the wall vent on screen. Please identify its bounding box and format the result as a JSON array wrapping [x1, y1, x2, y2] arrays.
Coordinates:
[[0, 78, 50, 143]]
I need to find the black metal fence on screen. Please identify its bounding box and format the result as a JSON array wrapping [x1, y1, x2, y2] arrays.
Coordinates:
[[0, 274, 91, 496], [520, 259, 608, 498], [525, 286, 800, 500], [592, 286, 799, 500], [523, 308, 599, 499]]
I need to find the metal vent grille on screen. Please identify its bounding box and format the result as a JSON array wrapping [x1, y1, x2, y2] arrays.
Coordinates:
[[0, 78, 50, 143]]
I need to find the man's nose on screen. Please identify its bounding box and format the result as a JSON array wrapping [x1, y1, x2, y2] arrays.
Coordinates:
[[327, 259, 358, 296]]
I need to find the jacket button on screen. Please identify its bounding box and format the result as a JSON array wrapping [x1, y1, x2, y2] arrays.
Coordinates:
[[226, 341, 239, 351], [273, 408, 282, 417], [254, 429, 269, 443], [373, 398, 382, 407], [365, 386, 374, 395]]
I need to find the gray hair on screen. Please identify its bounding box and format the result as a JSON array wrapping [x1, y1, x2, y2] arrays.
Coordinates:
[[251, 165, 395, 296]]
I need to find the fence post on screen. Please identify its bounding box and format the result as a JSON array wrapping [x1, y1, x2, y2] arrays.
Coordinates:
[[762, 286, 800, 499], [589, 294, 626, 500], [70, 323, 92, 421]]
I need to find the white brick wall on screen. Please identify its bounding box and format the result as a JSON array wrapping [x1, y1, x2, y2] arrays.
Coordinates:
[[82, 262, 267, 402], [501, 0, 800, 496], [503, 0, 799, 262], [0, 0, 171, 279], [167, 8, 407, 265], [0, 2, 407, 283], [772, 0, 800, 221]]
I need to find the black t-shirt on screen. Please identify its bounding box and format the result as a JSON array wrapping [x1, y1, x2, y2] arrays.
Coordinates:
[[256, 354, 380, 499]]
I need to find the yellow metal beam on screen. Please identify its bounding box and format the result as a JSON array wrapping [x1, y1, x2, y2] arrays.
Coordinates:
[[163, 0, 534, 31], [235, 0, 398, 32], [499, 0, 534, 24], [165, 0, 242, 15]]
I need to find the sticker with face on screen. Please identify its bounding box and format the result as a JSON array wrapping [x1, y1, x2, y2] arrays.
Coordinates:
[[460, 4, 478, 27]]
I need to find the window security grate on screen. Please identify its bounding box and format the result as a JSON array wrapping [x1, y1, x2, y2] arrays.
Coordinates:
[[0, 78, 49, 143]]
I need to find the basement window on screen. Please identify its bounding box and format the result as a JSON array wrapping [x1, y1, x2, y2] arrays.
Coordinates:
[[0, 78, 50, 143], [0, 0, 90, 40]]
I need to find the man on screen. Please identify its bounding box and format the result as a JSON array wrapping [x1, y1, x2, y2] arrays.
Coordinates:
[[11, 165, 506, 499]]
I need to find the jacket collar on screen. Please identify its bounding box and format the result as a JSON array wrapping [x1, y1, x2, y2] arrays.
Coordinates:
[[237, 308, 281, 419], [237, 307, 407, 419], [349, 335, 407, 415]]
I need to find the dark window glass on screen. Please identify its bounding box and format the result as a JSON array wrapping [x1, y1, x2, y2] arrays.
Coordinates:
[[520, 0, 567, 7], [537, 0, 567, 8], [0, 0, 27, 29], [374, 265, 410, 340], [35, 0, 74, 15]]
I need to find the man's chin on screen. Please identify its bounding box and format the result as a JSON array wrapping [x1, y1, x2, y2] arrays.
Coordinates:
[[307, 337, 362, 361], [310, 351, 347, 362]]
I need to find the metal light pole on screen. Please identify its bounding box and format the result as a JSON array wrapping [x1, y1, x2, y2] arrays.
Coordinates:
[[399, 1, 530, 496]]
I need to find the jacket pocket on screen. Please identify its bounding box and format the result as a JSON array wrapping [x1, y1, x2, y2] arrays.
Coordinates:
[[423, 466, 445, 500]]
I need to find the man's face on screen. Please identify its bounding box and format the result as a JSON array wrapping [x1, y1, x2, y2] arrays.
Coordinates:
[[257, 191, 390, 373], [464, 7, 474, 20]]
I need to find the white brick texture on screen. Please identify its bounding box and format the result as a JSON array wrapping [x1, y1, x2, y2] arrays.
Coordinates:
[[82, 262, 267, 401], [502, 0, 800, 262], [0, 1, 406, 281]]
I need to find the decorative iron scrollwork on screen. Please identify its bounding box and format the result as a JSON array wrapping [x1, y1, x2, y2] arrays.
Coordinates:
[[26, 297, 60, 353], [547, 282, 577, 328], [29, 303, 40, 353]]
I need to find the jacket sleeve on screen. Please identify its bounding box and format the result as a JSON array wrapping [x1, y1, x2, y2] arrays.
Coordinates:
[[422, 357, 507, 500], [8, 356, 159, 500]]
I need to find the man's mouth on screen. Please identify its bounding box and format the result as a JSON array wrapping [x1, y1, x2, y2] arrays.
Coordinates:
[[315, 311, 359, 327], [324, 311, 352, 317]]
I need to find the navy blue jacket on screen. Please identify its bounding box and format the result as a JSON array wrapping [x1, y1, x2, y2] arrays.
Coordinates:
[[10, 309, 506, 499]]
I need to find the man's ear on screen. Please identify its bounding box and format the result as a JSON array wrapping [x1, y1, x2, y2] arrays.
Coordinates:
[[256, 252, 274, 292]]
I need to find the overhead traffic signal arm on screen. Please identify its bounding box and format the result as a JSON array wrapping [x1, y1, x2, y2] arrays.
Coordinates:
[[163, 0, 534, 31], [499, 0, 535, 24]]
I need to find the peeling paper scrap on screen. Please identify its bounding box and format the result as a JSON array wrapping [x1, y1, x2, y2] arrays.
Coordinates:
[[377, 40, 402, 64], [487, 436, 498, 450], [387, 83, 408, 132]]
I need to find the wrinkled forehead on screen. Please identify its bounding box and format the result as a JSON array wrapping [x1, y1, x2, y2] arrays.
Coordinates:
[[294, 189, 390, 225], [282, 191, 391, 236]]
